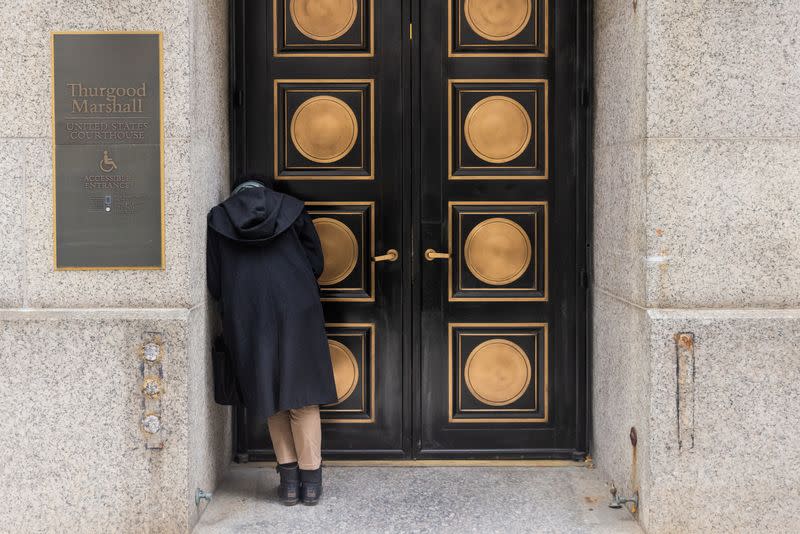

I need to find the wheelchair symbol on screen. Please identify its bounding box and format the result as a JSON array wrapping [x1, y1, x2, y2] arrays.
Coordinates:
[[100, 150, 117, 173]]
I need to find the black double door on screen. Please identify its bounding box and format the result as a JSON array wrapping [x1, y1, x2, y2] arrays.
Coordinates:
[[231, 0, 588, 460]]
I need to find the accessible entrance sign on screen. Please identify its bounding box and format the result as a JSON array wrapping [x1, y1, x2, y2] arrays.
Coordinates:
[[51, 32, 164, 269]]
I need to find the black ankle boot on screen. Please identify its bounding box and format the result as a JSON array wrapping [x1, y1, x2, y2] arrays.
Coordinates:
[[299, 467, 322, 505], [276, 462, 300, 506]]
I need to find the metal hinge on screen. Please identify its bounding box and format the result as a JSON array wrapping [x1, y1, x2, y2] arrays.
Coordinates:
[[580, 268, 589, 290], [409, 22, 413, 41]]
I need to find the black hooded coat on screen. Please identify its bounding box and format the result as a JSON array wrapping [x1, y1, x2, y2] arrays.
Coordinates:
[[207, 186, 337, 415]]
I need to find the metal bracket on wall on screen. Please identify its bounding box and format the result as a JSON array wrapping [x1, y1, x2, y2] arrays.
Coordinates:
[[675, 332, 695, 451], [138, 332, 167, 449]]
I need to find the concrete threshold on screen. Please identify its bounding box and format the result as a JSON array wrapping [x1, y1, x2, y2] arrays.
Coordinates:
[[247, 459, 589, 468], [194, 464, 641, 533]]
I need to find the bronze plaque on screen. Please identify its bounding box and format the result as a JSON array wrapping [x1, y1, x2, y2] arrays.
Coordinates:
[[51, 32, 164, 269]]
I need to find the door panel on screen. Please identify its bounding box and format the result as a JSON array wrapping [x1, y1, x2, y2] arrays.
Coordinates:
[[307, 202, 375, 301], [234, 0, 406, 459], [231, 0, 588, 461], [448, 201, 548, 301], [415, 0, 586, 458]]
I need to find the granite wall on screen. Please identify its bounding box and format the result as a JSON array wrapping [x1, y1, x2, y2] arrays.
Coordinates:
[[0, 1, 231, 532], [594, 0, 800, 532], [592, 0, 652, 526]]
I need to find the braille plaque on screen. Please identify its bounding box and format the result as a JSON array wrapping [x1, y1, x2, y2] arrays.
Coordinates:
[[51, 32, 164, 269]]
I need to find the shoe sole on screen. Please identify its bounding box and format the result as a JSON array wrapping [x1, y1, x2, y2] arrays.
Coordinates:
[[278, 488, 300, 506]]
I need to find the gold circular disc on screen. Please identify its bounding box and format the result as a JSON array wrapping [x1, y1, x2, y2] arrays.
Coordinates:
[[464, 96, 532, 164], [464, 217, 531, 286], [313, 217, 359, 286], [290, 95, 359, 164], [464, 0, 532, 41], [465, 339, 531, 406], [326, 340, 359, 405], [289, 0, 359, 41]]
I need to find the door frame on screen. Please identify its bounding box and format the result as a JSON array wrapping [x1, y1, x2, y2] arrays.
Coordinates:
[[227, 0, 592, 461]]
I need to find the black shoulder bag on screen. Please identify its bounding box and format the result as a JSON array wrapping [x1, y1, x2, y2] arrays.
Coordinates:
[[211, 335, 241, 405]]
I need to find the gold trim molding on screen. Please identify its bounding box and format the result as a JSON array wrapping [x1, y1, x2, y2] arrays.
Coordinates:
[[449, 0, 549, 57], [322, 323, 376, 424], [448, 322, 549, 424], [274, 79, 375, 181], [252, 459, 588, 467], [274, 0, 374, 57], [448, 201, 549, 302], [306, 201, 375, 302], [448, 79, 548, 181]]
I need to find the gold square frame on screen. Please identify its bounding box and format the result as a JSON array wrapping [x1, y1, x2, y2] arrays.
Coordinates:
[[448, 0, 549, 57], [274, 79, 375, 180], [305, 201, 376, 302], [447, 201, 549, 302], [448, 79, 549, 180], [322, 323, 376, 424], [448, 323, 549, 423], [273, 0, 375, 57]]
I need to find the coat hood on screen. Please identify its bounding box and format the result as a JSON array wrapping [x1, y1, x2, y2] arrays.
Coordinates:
[[207, 186, 305, 244]]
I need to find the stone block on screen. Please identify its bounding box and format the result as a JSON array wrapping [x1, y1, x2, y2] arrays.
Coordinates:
[[0, 139, 27, 307], [0, 309, 192, 533], [593, 141, 647, 305], [591, 290, 651, 525], [188, 302, 232, 529], [647, 0, 800, 138], [645, 309, 800, 533], [0, 0, 192, 140], [646, 138, 800, 308], [594, 0, 647, 147]]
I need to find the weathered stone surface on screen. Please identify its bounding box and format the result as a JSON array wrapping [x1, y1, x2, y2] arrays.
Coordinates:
[[645, 310, 800, 533], [0, 0, 231, 532], [186, 2, 232, 525], [647, 1, 800, 138], [594, 0, 646, 147], [188, 302, 232, 528], [591, 290, 651, 527], [0, 139, 27, 307], [0, 0, 192, 140], [646, 138, 800, 308], [196, 464, 643, 533], [593, 141, 647, 306], [592, 1, 652, 529], [595, 1, 800, 533], [0, 310, 190, 533]]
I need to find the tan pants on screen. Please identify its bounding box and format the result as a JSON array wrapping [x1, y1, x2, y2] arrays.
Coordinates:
[[267, 405, 322, 470]]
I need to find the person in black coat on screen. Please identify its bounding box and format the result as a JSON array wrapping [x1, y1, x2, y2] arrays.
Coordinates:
[[207, 177, 336, 506]]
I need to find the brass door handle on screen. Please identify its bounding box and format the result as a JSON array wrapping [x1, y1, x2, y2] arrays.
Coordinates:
[[424, 248, 450, 261], [373, 249, 399, 262]]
